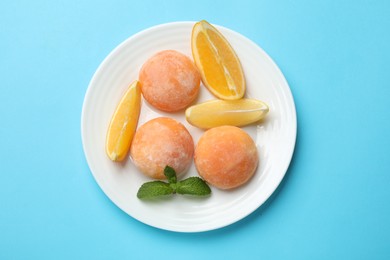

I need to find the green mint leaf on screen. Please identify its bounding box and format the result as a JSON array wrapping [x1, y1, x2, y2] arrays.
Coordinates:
[[164, 166, 177, 184], [137, 181, 174, 200], [176, 177, 211, 196]]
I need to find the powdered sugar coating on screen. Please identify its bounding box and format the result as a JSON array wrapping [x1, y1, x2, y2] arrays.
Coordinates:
[[194, 126, 258, 189], [130, 117, 194, 179], [139, 50, 201, 112]]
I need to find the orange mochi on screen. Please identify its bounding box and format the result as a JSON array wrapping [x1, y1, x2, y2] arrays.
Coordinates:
[[139, 50, 201, 112], [194, 126, 258, 190], [130, 117, 194, 179]]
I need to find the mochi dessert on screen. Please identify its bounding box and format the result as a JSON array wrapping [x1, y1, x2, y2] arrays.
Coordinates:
[[130, 117, 194, 179], [139, 50, 201, 112], [194, 126, 258, 189]]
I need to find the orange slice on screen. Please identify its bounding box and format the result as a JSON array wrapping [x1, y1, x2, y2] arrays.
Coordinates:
[[185, 99, 269, 129], [106, 80, 141, 161], [191, 20, 245, 100]]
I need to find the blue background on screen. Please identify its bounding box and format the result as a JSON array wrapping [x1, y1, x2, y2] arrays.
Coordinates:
[[1, 0, 389, 259]]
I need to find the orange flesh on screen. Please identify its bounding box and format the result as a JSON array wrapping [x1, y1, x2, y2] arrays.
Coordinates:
[[196, 33, 229, 95], [105, 81, 141, 161], [185, 99, 269, 129], [191, 20, 245, 100]]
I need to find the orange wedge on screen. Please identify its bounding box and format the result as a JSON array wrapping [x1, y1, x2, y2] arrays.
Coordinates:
[[185, 99, 269, 129], [106, 80, 141, 162], [191, 20, 245, 100]]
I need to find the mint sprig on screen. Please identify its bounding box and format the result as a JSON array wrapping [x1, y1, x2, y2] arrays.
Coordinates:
[[136, 181, 174, 200], [176, 177, 211, 196], [164, 165, 177, 184], [137, 166, 211, 200]]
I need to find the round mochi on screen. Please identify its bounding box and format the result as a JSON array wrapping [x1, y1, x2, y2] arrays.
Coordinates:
[[130, 117, 194, 179], [139, 50, 201, 112], [194, 126, 258, 190]]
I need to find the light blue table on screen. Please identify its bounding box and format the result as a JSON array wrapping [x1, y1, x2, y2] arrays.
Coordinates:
[[1, 1, 389, 259]]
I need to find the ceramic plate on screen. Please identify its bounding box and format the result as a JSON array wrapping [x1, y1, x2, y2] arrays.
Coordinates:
[[81, 22, 296, 232]]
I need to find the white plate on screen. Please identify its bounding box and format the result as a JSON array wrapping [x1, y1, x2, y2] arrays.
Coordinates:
[[81, 21, 297, 232]]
